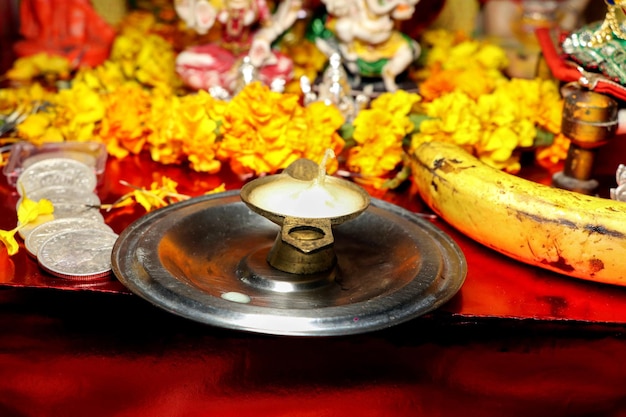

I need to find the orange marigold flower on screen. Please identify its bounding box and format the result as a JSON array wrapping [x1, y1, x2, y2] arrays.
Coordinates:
[[417, 69, 461, 102], [98, 83, 152, 158], [536, 133, 570, 170], [218, 82, 303, 176], [180, 91, 222, 173], [147, 92, 187, 166]]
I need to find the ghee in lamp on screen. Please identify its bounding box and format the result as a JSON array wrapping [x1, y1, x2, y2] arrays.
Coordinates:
[[247, 176, 365, 219], [246, 150, 367, 219]]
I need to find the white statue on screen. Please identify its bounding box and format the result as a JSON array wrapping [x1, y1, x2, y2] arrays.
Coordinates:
[[316, 0, 421, 91]]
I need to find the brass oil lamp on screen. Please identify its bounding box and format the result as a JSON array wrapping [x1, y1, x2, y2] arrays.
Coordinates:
[[239, 151, 370, 291]]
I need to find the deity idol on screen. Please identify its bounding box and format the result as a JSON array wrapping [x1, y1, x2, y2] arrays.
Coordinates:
[[561, 0, 626, 85], [174, 0, 302, 94], [315, 0, 421, 92]]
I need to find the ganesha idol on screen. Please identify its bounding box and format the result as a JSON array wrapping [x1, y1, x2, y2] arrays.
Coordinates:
[[174, 0, 302, 94], [316, 0, 421, 92]]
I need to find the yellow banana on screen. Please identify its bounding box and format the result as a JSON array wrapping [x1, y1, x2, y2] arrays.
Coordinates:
[[408, 140, 626, 286]]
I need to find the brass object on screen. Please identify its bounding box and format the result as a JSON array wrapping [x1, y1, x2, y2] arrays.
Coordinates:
[[240, 158, 370, 276], [552, 85, 618, 194]]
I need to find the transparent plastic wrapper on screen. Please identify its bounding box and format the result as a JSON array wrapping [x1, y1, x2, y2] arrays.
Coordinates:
[[3, 142, 107, 187]]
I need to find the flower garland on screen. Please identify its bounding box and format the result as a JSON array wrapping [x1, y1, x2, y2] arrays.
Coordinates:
[[410, 29, 567, 174], [0, 14, 567, 189]]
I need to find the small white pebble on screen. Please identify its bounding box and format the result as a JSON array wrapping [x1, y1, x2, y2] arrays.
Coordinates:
[[221, 291, 251, 304]]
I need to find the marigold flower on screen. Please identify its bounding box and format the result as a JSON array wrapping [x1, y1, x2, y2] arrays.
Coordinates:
[[218, 82, 303, 176], [371, 90, 421, 116], [411, 69, 564, 173], [98, 83, 152, 158], [345, 90, 420, 183], [109, 23, 181, 92], [0, 196, 54, 256], [146, 92, 188, 166], [54, 82, 106, 141], [180, 91, 222, 173], [5, 53, 71, 82], [16, 113, 64, 145], [413, 91, 482, 147], [283, 101, 346, 173], [281, 40, 328, 94], [415, 29, 508, 100], [536, 133, 570, 170]]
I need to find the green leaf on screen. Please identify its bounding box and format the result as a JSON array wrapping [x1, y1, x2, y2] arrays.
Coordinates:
[[339, 122, 355, 141], [533, 128, 555, 148], [408, 114, 433, 133]]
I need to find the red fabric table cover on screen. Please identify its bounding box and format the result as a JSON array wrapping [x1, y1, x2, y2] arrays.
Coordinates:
[[2, 151, 626, 324], [1, 149, 626, 417]]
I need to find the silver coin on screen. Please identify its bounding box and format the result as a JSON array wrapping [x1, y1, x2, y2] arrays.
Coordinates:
[[17, 186, 104, 239], [17, 157, 97, 196], [25, 218, 115, 258], [17, 214, 55, 241], [38, 229, 119, 280], [18, 209, 105, 240], [16, 185, 101, 208]]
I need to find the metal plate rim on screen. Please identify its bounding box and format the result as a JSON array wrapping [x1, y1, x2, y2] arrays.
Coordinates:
[[111, 190, 467, 336]]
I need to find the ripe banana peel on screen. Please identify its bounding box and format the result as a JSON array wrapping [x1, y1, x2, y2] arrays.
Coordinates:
[[409, 141, 626, 286]]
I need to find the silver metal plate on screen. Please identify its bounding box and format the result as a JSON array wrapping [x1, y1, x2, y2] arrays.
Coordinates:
[[111, 190, 467, 336]]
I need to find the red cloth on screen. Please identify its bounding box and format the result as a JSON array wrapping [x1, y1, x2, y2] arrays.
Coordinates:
[[14, 0, 116, 68]]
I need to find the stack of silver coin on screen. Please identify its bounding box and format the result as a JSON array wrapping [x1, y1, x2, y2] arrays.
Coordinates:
[[16, 157, 118, 281]]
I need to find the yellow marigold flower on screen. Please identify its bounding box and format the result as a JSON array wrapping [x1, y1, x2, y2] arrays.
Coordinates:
[[479, 126, 523, 159], [416, 29, 508, 89], [455, 68, 503, 100], [283, 101, 346, 173], [218, 82, 303, 176], [205, 95, 227, 121], [473, 43, 510, 72], [135, 34, 181, 92], [74, 62, 129, 93], [532, 79, 564, 134], [371, 90, 421, 116], [54, 82, 105, 141], [17, 113, 64, 145], [282, 40, 328, 94], [5, 53, 71, 82], [420, 29, 463, 65], [412, 74, 564, 173], [0, 196, 54, 256], [12, 81, 104, 145], [347, 106, 411, 179], [110, 26, 181, 92], [415, 91, 482, 147], [145, 89, 222, 171]]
